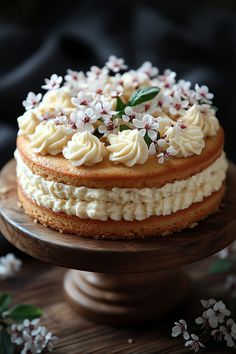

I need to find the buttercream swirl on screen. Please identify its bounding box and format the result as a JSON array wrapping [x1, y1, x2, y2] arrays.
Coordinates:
[[15, 150, 227, 221], [17, 110, 40, 135], [181, 104, 219, 137], [30, 121, 74, 155], [107, 129, 149, 167], [165, 123, 205, 157], [39, 88, 74, 109], [63, 131, 106, 166]]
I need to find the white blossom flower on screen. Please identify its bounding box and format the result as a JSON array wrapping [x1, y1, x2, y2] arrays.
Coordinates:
[[196, 300, 231, 329], [0, 253, 22, 280], [122, 106, 139, 123], [169, 93, 189, 116], [54, 115, 68, 125], [42, 74, 63, 90], [137, 61, 159, 78], [200, 299, 217, 309], [148, 138, 167, 155], [157, 146, 177, 164], [64, 69, 84, 84], [133, 114, 159, 140], [173, 80, 196, 105], [10, 319, 57, 353], [155, 91, 171, 112], [220, 319, 236, 347], [71, 91, 94, 108], [158, 69, 176, 89], [87, 65, 109, 81], [22, 92, 42, 110], [98, 118, 119, 137], [211, 327, 225, 342], [225, 275, 236, 298], [185, 334, 205, 353], [70, 108, 98, 133], [95, 100, 115, 120], [171, 319, 190, 340], [195, 84, 214, 103], [110, 84, 124, 98], [105, 55, 127, 73]]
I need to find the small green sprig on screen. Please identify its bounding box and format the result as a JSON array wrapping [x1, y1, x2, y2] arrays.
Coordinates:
[[0, 293, 43, 354], [116, 86, 160, 117]]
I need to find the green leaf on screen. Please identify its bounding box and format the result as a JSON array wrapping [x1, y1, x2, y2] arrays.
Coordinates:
[[143, 133, 153, 147], [116, 97, 126, 111], [119, 124, 131, 132], [0, 294, 11, 313], [127, 87, 160, 107], [208, 259, 233, 274], [0, 330, 14, 354], [6, 304, 43, 321]]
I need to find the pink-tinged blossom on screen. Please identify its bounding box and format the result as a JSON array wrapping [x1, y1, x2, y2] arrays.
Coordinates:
[[137, 61, 159, 78], [105, 55, 127, 73], [169, 93, 189, 116], [157, 146, 177, 164], [70, 108, 98, 133], [98, 118, 119, 137], [22, 92, 42, 110], [42, 74, 63, 90], [122, 106, 139, 123], [185, 334, 205, 353], [158, 69, 176, 89], [95, 100, 115, 120], [195, 84, 214, 103], [71, 92, 94, 108], [133, 114, 159, 140], [65, 69, 84, 84], [171, 319, 190, 340]]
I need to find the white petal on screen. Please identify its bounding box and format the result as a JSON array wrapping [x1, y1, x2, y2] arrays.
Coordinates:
[[148, 129, 157, 140]]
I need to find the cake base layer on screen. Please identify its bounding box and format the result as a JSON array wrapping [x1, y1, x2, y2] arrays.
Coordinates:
[[17, 183, 225, 239]]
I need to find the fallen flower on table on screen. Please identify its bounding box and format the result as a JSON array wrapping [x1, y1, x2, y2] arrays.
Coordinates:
[[0, 293, 57, 354], [0, 253, 22, 280], [171, 298, 236, 352]]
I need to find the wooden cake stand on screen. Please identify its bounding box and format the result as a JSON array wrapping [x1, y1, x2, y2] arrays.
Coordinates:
[[0, 160, 236, 326]]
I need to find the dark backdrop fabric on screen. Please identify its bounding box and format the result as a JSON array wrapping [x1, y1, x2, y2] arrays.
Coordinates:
[[1, 0, 236, 164], [0, 0, 236, 250]]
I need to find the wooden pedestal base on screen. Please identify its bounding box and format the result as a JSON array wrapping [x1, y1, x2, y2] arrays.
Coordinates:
[[64, 269, 190, 325], [0, 160, 236, 326]]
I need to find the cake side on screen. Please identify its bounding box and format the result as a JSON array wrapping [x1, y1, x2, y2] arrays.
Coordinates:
[[17, 182, 225, 239]]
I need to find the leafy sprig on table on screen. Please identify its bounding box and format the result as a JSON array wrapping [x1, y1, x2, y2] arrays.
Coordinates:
[[0, 293, 47, 354]]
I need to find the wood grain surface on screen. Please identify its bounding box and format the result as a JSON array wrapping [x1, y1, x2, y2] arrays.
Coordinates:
[[0, 255, 233, 353]]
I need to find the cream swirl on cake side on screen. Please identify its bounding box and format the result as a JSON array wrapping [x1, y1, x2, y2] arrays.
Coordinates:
[[63, 131, 106, 166], [180, 104, 219, 137], [18, 110, 41, 135], [30, 120, 74, 155], [165, 123, 205, 157], [15, 150, 228, 221], [107, 129, 149, 166]]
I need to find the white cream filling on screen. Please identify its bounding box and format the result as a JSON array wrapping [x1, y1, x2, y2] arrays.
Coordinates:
[[15, 150, 227, 221]]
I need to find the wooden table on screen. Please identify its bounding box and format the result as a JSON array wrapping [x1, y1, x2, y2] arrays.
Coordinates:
[[0, 252, 232, 353]]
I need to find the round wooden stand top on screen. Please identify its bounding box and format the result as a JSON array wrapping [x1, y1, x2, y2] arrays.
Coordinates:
[[0, 159, 236, 273]]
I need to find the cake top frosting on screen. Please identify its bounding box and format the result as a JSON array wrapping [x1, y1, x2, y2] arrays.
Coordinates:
[[17, 55, 220, 167]]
